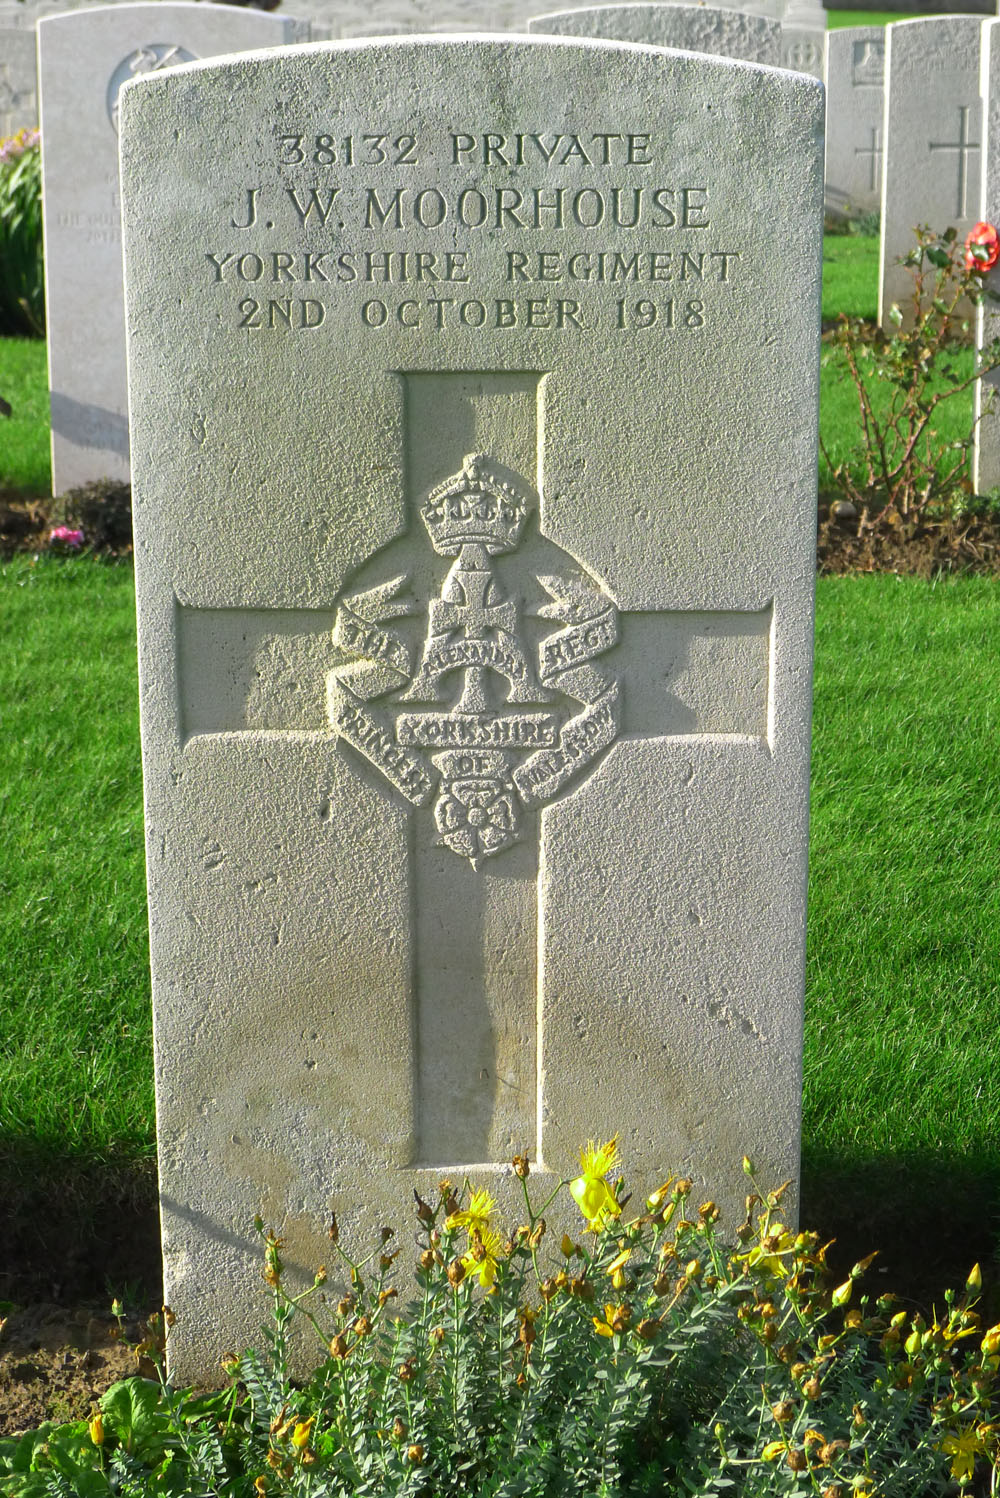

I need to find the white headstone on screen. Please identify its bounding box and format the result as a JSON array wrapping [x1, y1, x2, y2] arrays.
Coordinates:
[[120, 34, 823, 1383], [0, 27, 37, 138], [878, 15, 985, 330], [779, 0, 825, 79], [974, 17, 1000, 490], [38, 2, 309, 497], [527, 3, 781, 64], [824, 27, 884, 217]]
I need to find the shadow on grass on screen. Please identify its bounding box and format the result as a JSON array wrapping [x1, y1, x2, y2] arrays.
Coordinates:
[[802, 1142, 1000, 1318], [0, 1140, 160, 1308], [2, 1134, 997, 1320]]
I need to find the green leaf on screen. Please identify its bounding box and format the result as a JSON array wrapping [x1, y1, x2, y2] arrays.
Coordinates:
[[99, 1377, 169, 1454]]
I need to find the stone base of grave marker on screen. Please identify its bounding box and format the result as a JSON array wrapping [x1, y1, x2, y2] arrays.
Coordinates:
[[120, 35, 822, 1384]]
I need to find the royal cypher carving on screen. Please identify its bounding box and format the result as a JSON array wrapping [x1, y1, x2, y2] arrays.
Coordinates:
[[328, 453, 619, 868]]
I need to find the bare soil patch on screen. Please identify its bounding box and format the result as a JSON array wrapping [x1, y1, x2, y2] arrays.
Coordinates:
[[817, 497, 1000, 575], [0, 1303, 142, 1437]]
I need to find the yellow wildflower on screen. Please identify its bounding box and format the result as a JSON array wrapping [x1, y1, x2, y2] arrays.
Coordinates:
[[460, 1225, 503, 1288], [646, 1179, 675, 1210], [569, 1137, 622, 1230], [446, 1188, 496, 1234], [88, 1413, 105, 1447], [940, 1427, 985, 1484], [592, 1301, 630, 1336], [760, 1440, 786, 1462], [606, 1247, 631, 1289], [291, 1416, 315, 1450], [737, 1220, 796, 1279], [982, 1324, 1000, 1356]]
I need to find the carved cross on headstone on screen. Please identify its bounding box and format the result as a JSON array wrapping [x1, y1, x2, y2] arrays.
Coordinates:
[[178, 374, 772, 1169], [929, 103, 981, 219], [855, 128, 883, 193]]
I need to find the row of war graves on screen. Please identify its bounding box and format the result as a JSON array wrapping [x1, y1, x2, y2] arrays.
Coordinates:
[[3, 0, 1000, 1380], [7, 2, 1000, 496]]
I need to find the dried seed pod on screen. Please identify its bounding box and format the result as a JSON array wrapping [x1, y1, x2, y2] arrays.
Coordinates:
[[413, 1190, 434, 1224]]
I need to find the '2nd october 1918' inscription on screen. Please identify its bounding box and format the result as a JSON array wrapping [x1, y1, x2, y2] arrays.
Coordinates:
[[205, 128, 743, 336]]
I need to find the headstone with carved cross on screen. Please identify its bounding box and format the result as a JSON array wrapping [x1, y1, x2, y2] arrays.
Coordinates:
[[120, 34, 823, 1383], [823, 26, 885, 220], [0, 27, 38, 140], [878, 15, 986, 331], [526, 3, 781, 65], [37, 3, 309, 498]]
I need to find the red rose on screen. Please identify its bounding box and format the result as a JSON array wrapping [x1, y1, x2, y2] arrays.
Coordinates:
[[965, 220, 1000, 272]]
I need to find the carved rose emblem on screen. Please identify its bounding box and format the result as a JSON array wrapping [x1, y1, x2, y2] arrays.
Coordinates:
[[432, 753, 520, 867]]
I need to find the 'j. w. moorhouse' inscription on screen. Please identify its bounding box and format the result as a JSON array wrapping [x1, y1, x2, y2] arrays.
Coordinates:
[[202, 128, 743, 335]]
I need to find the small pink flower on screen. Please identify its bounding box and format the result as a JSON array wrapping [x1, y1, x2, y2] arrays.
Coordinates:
[[49, 525, 84, 547]]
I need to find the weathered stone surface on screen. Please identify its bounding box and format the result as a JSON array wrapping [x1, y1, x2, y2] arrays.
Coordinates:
[[878, 15, 985, 330], [0, 27, 37, 137], [38, 2, 308, 497], [527, 3, 781, 64], [974, 18, 1000, 489], [120, 35, 822, 1383], [824, 26, 884, 216]]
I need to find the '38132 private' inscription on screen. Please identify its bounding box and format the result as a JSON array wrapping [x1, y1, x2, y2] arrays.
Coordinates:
[[204, 125, 744, 335]]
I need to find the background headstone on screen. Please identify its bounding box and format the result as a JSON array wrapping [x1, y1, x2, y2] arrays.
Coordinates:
[[878, 14, 985, 330], [38, 1, 309, 497], [0, 26, 37, 137], [527, 3, 781, 65], [121, 34, 822, 1383], [974, 17, 1000, 490], [824, 26, 884, 219], [779, 0, 825, 77]]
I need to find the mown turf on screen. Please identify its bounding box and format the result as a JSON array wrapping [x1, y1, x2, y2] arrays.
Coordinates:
[[825, 9, 923, 27], [804, 576, 1000, 1291], [0, 336, 50, 495], [0, 553, 157, 1297]]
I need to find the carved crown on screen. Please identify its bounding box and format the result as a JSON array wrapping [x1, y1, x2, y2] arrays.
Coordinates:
[[420, 453, 530, 556]]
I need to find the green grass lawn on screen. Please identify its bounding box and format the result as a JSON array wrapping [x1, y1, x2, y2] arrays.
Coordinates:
[[0, 336, 50, 494], [825, 9, 924, 27]]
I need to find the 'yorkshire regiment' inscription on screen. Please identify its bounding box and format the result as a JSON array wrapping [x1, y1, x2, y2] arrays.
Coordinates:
[[204, 128, 742, 336], [328, 453, 619, 867]]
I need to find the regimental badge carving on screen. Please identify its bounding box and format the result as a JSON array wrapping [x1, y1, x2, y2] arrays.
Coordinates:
[[784, 38, 822, 71], [328, 454, 620, 868], [851, 39, 884, 89], [107, 45, 195, 130]]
